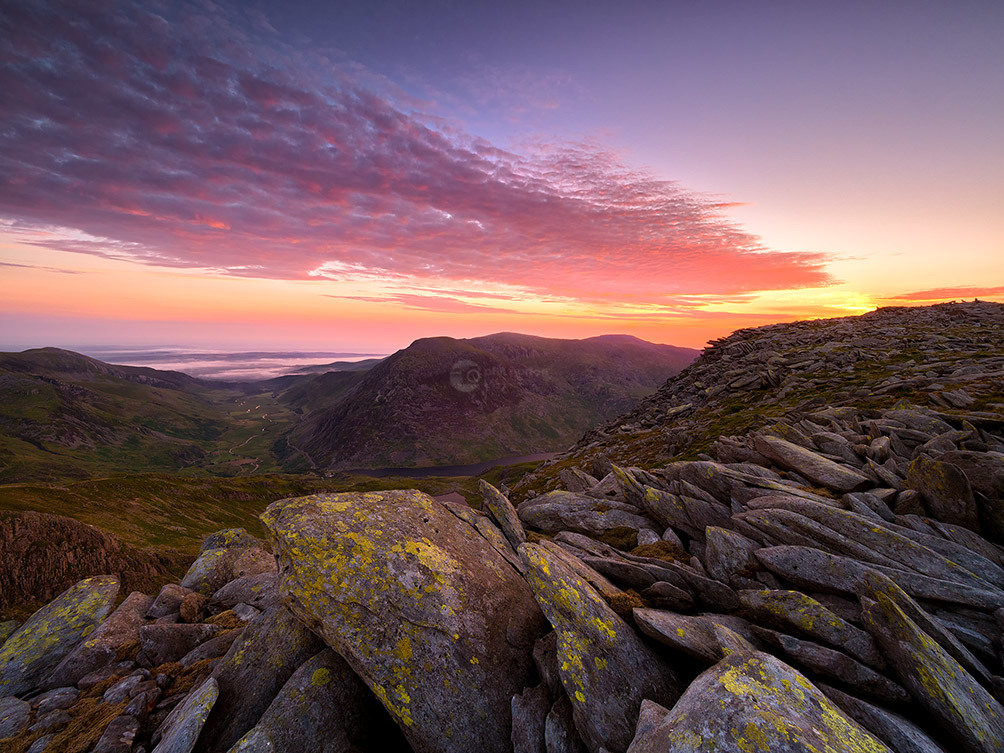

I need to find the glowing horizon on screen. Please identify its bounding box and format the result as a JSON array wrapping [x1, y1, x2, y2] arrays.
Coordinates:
[[2, 1, 1002, 353]]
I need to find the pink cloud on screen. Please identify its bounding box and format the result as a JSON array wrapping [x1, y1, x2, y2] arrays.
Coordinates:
[[0, 0, 834, 309], [882, 286, 1004, 302]]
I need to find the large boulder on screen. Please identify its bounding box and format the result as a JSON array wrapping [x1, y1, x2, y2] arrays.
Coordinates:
[[906, 455, 979, 531], [625, 650, 891, 753], [228, 648, 407, 753], [519, 542, 680, 753], [261, 490, 549, 753], [0, 575, 119, 696], [518, 491, 656, 544], [753, 435, 872, 492]]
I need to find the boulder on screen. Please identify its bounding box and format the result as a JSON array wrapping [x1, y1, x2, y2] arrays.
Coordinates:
[[198, 603, 323, 752], [0, 575, 119, 696], [0, 621, 18, 647], [262, 490, 548, 753], [625, 650, 891, 753], [520, 543, 680, 753], [43, 590, 153, 690], [545, 694, 587, 753], [907, 455, 979, 531], [181, 529, 271, 596], [633, 609, 753, 663], [861, 590, 1004, 753], [753, 435, 872, 492], [209, 572, 278, 613], [139, 623, 222, 666], [0, 695, 31, 738], [152, 676, 219, 753], [93, 714, 140, 753], [228, 648, 405, 753], [147, 584, 193, 619]]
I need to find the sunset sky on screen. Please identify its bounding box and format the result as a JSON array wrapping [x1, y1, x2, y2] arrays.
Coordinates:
[[1, 0, 1002, 352]]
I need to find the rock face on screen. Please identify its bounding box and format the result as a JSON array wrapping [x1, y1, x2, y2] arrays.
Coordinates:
[[0, 511, 172, 615], [625, 650, 890, 753], [261, 490, 549, 753], [0, 575, 118, 696]]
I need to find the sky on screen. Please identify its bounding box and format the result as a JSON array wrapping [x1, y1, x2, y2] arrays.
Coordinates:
[[1, 0, 1002, 352]]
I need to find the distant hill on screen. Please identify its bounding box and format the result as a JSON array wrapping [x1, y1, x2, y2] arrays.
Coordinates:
[[284, 333, 698, 471]]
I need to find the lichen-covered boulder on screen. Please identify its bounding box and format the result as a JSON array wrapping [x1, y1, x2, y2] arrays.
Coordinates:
[[519, 543, 680, 753], [861, 590, 1004, 753], [198, 603, 323, 752], [228, 648, 407, 753], [261, 491, 548, 753], [0, 621, 18, 647], [181, 529, 273, 596], [152, 676, 218, 753], [0, 575, 119, 696], [625, 650, 890, 753], [906, 455, 979, 531], [43, 590, 153, 690], [480, 479, 527, 550]]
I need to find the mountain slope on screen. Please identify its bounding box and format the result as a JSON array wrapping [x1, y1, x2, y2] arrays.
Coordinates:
[[285, 332, 698, 471], [514, 301, 1004, 499]]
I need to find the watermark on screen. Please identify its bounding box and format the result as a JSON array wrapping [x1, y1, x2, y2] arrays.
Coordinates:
[[450, 359, 481, 393]]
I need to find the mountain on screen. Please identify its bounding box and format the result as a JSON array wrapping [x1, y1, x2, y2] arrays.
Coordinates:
[[283, 332, 699, 471]]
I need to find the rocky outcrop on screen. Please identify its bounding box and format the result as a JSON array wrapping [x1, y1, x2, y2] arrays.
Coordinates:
[[0, 511, 174, 616]]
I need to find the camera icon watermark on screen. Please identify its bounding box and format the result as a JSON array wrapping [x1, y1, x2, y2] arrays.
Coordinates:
[[450, 359, 481, 393]]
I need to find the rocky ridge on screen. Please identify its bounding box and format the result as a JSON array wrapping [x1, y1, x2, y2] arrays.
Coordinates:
[[1, 301, 1003, 752]]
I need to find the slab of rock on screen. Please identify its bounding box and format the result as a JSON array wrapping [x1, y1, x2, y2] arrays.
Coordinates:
[[198, 604, 323, 752], [139, 623, 222, 666], [752, 627, 909, 704], [907, 455, 979, 530], [755, 545, 1004, 610], [519, 491, 656, 542], [481, 480, 528, 550], [179, 628, 243, 668], [44, 590, 153, 690], [738, 589, 883, 667], [545, 694, 587, 753], [819, 682, 949, 753], [861, 590, 1004, 753], [754, 434, 872, 492], [633, 609, 752, 663], [0, 575, 119, 696], [520, 543, 679, 753], [705, 527, 767, 590], [262, 491, 548, 753], [228, 647, 404, 753], [625, 650, 891, 753], [35, 686, 79, 715], [153, 676, 219, 753]]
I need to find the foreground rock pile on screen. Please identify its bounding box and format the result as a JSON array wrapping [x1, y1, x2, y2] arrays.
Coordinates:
[[1, 302, 1003, 752]]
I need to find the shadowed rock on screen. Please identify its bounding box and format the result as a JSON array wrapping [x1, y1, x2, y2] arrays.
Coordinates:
[[198, 603, 323, 752], [820, 682, 949, 753], [520, 542, 680, 753], [0, 575, 118, 696], [625, 650, 890, 753], [519, 491, 656, 543], [907, 455, 979, 531], [261, 490, 548, 753], [228, 647, 405, 753]]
